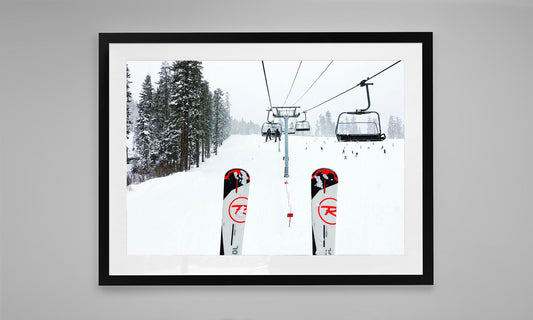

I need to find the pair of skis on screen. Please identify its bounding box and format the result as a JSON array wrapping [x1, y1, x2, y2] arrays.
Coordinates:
[[220, 168, 338, 255]]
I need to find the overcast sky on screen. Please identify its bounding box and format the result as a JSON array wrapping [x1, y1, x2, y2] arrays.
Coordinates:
[[127, 60, 404, 129]]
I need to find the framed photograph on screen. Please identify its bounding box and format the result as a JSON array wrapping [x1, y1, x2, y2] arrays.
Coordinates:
[[99, 32, 433, 285]]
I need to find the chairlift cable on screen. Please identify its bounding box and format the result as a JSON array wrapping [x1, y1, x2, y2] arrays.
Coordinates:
[[261, 61, 273, 110], [302, 60, 402, 113], [366, 60, 402, 82], [291, 60, 333, 106], [283, 61, 302, 105]]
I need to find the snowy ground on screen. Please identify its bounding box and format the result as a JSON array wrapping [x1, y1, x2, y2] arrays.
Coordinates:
[[127, 134, 404, 255]]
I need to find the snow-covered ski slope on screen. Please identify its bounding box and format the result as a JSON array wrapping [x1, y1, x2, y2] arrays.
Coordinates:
[[127, 134, 404, 255]]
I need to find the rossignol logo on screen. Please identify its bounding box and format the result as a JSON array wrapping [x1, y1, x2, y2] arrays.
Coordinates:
[[228, 197, 248, 223], [318, 197, 337, 225]]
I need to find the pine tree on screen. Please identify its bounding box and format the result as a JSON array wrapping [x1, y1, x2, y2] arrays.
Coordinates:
[[222, 92, 232, 142], [126, 65, 133, 136], [170, 61, 204, 172], [199, 82, 213, 161], [366, 115, 376, 134], [387, 115, 396, 138], [150, 62, 173, 173], [318, 114, 326, 136], [350, 115, 360, 135], [387, 115, 404, 139], [133, 74, 154, 173], [325, 111, 334, 136], [398, 116, 404, 138], [211, 88, 224, 155]]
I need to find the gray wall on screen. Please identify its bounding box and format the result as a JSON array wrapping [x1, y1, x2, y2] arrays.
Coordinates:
[[1, 0, 532, 319]]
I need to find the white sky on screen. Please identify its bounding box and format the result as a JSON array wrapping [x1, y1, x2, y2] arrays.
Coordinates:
[[127, 60, 404, 129]]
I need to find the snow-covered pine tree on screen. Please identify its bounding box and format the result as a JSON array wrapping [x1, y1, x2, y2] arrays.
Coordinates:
[[229, 118, 261, 135], [133, 74, 154, 174], [318, 114, 326, 136], [325, 111, 334, 136], [247, 120, 259, 135], [230, 118, 240, 135], [387, 115, 397, 138], [222, 92, 232, 142], [187, 77, 204, 170], [397, 116, 404, 138], [170, 60, 204, 172], [211, 88, 224, 155], [150, 62, 173, 174], [366, 115, 376, 134], [314, 119, 321, 136], [199, 81, 212, 163], [349, 115, 360, 135], [387, 115, 405, 139], [126, 65, 133, 136]]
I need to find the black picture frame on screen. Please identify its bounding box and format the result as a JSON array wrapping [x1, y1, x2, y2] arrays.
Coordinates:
[[99, 32, 433, 285]]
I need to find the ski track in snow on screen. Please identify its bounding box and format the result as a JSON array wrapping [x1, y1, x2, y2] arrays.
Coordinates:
[[127, 134, 404, 255]]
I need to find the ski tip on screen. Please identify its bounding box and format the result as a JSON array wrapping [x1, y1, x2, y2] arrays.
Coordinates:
[[312, 168, 338, 181], [224, 168, 250, 180]]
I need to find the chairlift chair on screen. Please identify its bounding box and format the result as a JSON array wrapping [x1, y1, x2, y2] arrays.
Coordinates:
[[295, 111, 311, 131], [335, 82, 386, 142], [271, 106, 300, 134], [261, 109, 282, 136], [286, 122, 296, 134], [261, 122, 282, 136]]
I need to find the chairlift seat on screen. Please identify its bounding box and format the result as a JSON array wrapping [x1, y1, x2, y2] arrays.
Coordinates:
[[336, 133, 386, 142], [295, 121, 310, 131], [261, 122, 282, 136], [335, 110, 386, 142]]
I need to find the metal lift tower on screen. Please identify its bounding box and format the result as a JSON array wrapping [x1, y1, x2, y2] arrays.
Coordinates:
[[271, 106, 301, 178]]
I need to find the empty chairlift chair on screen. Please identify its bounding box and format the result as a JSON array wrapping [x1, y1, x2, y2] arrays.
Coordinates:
[[335, 82, 386, 142], [286, 121, 296, 134], [295, 111, 311, 131]]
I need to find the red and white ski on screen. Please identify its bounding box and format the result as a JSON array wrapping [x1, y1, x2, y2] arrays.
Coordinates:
[[311, 168, 338, 255], [220, 168, 250, 255]]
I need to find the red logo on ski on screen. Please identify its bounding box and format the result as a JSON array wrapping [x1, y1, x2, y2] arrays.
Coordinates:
[[318, 197, 337, 225], [228, 197, 248, 223]]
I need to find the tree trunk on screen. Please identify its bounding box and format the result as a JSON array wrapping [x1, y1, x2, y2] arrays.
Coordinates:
[[195, 134, 200, 167], [179, 122, 188, 172]]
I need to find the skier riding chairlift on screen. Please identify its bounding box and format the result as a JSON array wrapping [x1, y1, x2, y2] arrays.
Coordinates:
[[265, 128, 272, 142], [274, 128, 281, 142]]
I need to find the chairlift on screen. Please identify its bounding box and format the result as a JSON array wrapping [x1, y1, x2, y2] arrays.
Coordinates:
[[286, 121, 296, 134], [261, 109, 282, 136], [270, 106, 300, 134], [295, 111, 311, 131], [335, 82, 386, 142]]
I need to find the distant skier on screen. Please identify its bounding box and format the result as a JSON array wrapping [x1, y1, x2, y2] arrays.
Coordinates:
[[265, 128, 272, 142], [274, 128, 281, 142]]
